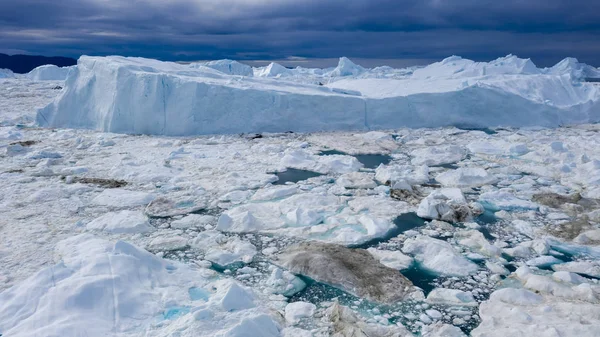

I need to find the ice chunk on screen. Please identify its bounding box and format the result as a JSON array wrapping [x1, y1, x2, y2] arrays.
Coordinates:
[[526, 255, 564, 268], [422, 323, 466, 337], [224, 314, 280, 337], [192, 59, 253, 77], [411, 145, 466, 166], [426, 288, 477, 307], [0, 234, 262, 337], [86, 210, 152, 233], [479, 191, 539, 211], [214, 279, 255, 311], [265, 267, 306, 296], [170, 214, 215, 229], [254, 62, 293, 77], [402, 236, 479, 276], [26, 64, 74, 81], [488, 288, 543, 305], [284, 302, 316, 324], [417, 188, 473, 222], [0, 68, 16, 78], [472, 285, 600, 337], [91, 189, 155, 208], [552, 261, 600, 278], [147, 236, 188, 251], [191, 230, 257, 266], [336, 172, 377, 189], [436, 167, 497, 188], [327, 57, 365, 77], [251, 185, 298, 201], [367, 248, 413, 270]]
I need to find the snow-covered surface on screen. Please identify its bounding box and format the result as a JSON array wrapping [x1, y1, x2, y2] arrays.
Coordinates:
[[37, 55, 600, 136], [2, 57, 600, 336]]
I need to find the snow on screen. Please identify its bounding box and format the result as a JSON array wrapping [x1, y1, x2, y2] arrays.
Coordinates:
[[402, 236, 479, 276], [26, 64, 74, 81], [38, 55, 600, 136]]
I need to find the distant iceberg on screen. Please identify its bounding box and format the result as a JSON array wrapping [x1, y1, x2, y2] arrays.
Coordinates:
[[27, 64, 74, 81], [37, 55, 600, 136]]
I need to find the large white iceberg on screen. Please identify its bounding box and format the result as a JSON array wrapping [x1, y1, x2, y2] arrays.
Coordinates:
[[37, 55, 600, 136]]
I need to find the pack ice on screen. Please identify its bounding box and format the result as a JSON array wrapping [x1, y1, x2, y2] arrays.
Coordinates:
[[37, 55, 600, 136]]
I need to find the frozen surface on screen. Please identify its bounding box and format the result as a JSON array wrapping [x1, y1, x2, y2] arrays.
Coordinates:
[[3, 73, 600, 336], [38, 55, 600, 136], [0, 235, 279, 337]]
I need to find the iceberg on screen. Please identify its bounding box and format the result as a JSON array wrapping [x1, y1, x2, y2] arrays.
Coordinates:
[[0, 68, 16, 79], [37, 55, 600, 136], [26, 64, 74, 81]]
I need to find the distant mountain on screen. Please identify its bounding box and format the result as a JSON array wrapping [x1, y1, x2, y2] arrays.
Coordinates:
[[0, 53, 77, 74]]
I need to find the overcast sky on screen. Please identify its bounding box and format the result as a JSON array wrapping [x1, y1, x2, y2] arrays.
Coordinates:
[[1, 0, 599, 67]]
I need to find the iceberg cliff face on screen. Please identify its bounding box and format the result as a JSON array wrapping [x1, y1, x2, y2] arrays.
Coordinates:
[[37, 55, 600, 136]]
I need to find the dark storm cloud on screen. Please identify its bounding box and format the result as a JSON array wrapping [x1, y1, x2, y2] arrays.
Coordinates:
[[1, 0, 599, 66]]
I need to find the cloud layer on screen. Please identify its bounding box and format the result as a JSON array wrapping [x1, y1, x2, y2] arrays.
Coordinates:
[[1, 0, 599, 66]]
